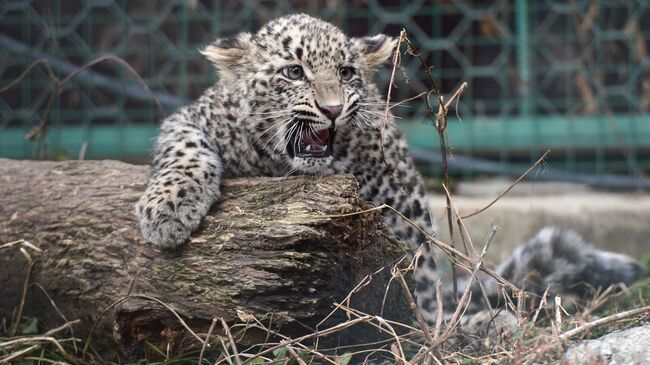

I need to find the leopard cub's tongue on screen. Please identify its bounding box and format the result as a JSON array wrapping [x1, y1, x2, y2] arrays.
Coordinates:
[[302, 129, 330, 147]]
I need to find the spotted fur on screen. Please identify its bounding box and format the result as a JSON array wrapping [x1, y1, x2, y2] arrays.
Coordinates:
[[428, 227, 644, 319], [136, 14, 643, 325]]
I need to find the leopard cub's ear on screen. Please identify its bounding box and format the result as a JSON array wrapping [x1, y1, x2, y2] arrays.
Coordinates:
[[351, 34, 396, 74], [201, 32, 253, 81]]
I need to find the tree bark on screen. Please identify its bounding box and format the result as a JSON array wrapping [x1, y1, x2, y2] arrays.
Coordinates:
[[0, 159, 410, 357]]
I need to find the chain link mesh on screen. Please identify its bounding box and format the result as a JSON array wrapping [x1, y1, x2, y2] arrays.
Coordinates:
[[1, 0, 649, 180]]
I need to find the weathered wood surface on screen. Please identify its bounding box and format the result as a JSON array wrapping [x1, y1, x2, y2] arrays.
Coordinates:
[[0, 159, 409, 356]]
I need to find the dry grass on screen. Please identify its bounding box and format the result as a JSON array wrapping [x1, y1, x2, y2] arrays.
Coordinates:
[[2, 236, 648, 364]]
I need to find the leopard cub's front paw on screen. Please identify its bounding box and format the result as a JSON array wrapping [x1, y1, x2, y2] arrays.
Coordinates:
[[135, 193, 202, 250]]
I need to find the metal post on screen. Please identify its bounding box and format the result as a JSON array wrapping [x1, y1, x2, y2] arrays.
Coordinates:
[[515, 0, 531, 117]]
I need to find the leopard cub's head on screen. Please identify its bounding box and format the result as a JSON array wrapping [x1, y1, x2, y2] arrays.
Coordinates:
[[202, 13, 395, 174]]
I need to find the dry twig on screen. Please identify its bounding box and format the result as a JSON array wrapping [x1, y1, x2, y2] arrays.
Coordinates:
[[0, 55, 163, 158], [461, 150, 551, 219]]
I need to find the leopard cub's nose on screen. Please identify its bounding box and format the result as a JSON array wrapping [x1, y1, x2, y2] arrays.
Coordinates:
[[317, 103, 343, 121]]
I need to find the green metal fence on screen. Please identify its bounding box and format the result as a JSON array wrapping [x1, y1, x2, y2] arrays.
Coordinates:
[[1, 1, 649, 186]]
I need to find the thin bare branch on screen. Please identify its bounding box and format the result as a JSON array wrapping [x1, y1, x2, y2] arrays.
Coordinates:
[[462, 149, 551, 219]]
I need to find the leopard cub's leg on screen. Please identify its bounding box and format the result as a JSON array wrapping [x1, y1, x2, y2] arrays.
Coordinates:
[[136, 117, 222, 249]]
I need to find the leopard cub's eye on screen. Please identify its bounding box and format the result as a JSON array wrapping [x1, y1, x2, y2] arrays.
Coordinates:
[[282, 65, 304, 80], [339, 67, 355, 81]]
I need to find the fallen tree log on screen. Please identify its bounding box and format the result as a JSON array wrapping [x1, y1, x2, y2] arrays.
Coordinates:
[[0, 159, 410, 357]]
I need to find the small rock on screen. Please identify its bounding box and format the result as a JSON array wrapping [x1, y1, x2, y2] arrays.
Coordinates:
[[561, 324, 650, 364]]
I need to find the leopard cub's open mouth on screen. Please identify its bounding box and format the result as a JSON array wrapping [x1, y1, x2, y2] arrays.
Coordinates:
[[288, 125, 335, 159]]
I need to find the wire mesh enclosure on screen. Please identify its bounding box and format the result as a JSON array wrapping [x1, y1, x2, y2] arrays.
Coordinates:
[[1, 0, 649, 184]]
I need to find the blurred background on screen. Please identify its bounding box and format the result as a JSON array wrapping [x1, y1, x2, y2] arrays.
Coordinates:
[[1, 0, 650, 191]]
